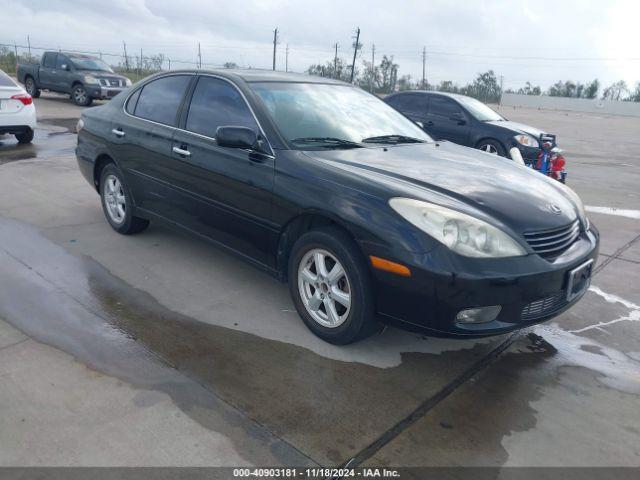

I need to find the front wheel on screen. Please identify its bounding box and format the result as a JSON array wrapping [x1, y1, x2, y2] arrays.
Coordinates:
[[288, 226, 378, 345], [477, 139, 506, 157], [72, 84, 93, 107], [99, 164, 149, 235]]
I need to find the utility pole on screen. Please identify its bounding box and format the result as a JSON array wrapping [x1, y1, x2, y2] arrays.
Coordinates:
[[198, 42, 202, 69], [168, 57, 171, 70], [499, 75, 504, 106], [13, 42, 18, 62], [285, 43, 289, 72], [123, 41, 129, 71], [333, 43, 339, 79], [272, 28, 278, 71], [421, 46, 427, 89], [27, 35, 31, 59], [349, 27, 360, 83], [139, 47, 142, 75], [370, 43, 375, 93]]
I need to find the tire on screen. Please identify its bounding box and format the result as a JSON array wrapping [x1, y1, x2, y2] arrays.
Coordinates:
[[99, 163, 149, 235], [476, 139, 506, 157], [24, 76, 40, 98], [288, 226, 379, 345], [72, 84, 93, 107], [15, 129, 34, 144]]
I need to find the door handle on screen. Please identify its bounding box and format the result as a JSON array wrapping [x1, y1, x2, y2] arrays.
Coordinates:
[[111, 128, 125, 137], [172, 146, 191, 157], [426, 121, 434, 126]]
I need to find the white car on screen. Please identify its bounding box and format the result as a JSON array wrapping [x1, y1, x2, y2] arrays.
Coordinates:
[[0, 69, 36, 144]]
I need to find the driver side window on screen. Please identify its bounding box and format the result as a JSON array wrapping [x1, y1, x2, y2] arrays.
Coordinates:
[[429, 97, 462, 119], [186, 77, 257, 138]]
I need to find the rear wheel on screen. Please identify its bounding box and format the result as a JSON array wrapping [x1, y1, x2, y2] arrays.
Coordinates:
[[24, 76, 40, 98], [72, 84, 93, 107], [477, 139, 506, 157], [288, 226, 378, 345], [15, 129, 34, 144], [99, 164, 149, 235]]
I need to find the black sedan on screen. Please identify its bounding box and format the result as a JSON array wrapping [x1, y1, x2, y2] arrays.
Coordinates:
[[384, 91, 552, 162], [76, 70, 598, 344]]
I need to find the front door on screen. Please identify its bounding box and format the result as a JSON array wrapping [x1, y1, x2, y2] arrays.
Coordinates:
[[424, 96, 471, 146], [38, 52, 58, 90], [168, 75, 275, 265]]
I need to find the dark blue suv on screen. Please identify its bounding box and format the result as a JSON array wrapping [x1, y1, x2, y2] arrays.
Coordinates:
[[385, 91, 552, 162]]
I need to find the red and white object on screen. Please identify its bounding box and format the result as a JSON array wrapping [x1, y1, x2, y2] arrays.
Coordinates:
[[0, 69, 36, 144]]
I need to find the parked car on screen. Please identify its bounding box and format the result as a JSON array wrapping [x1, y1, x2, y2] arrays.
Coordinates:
[[76, 70, 598, 345], [0, 69, 36, 144], [17, 51, 131, 106], [384, 91, 555, 163]]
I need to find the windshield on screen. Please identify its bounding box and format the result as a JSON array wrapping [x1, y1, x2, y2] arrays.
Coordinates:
[[456, 96, 504, 122], [69, 57, 114, 73], [250, 82, 432, 149]]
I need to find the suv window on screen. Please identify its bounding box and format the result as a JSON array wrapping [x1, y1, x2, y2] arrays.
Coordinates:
[[186, 76, 257, 138], [388, 93, 427, 115], [56, 55, 68, 69], [134, 75, 191, 126], [42, 53, 57, 68], [429, 96, 462, 118]]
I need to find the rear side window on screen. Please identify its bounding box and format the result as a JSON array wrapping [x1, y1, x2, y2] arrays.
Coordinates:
[[387, 94, 427, 115], [186, 76, 257, 138], [42, 53, 56, 68], [429, 97, 462, 118], [134, 75, 191, 126], [125, 89, 141, 115], [0, 70, 17, 87]]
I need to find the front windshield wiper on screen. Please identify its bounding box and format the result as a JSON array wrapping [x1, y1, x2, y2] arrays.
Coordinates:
[[362, 134, 425, 145], [290, 137, 362, 149]]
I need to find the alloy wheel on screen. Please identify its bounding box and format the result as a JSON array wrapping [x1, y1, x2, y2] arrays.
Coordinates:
[[480, 143, 498, 154], [74, 87, 87, 105], [103, 174, 126, 225], [297, 248, 352, 328]]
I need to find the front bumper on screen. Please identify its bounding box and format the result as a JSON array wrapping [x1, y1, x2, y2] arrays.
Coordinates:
[[363, 224, 599, 337], [86, 85, 127, 100]]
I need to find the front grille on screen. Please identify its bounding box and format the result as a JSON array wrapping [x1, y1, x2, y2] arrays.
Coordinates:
[[521, 291, 567, 321], [523, 220, 580, 260], [99, 78, 125, 87]]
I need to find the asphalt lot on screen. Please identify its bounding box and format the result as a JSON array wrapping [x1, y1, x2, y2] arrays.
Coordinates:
[[0, 91, 639, 468]]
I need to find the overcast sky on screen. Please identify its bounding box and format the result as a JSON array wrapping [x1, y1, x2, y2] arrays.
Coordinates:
[[3, 0, 639, 90]]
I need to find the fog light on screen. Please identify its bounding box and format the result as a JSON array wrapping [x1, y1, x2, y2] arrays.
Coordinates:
[[456, 306, 502, 324]]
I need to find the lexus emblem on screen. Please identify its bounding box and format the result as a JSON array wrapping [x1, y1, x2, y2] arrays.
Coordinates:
[[547, 204, 562, 215]]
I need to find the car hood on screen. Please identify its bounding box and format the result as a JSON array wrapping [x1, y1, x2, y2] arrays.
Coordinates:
[[303, 141, 578, 234], [485, 119, 546, 138], [78, 70, 128, 80]]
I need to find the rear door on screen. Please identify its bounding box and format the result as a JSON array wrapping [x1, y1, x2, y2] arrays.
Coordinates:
[[108, 74, 194, 214], [168, 75, 275, 265], [38, 53, 58, 89], [425, 96, 471, 145], [54, 54, 73, 92]]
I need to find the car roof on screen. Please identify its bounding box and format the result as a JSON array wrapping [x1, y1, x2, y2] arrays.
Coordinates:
[[143, 68, 351, 86], [390, 90, 470, 101]]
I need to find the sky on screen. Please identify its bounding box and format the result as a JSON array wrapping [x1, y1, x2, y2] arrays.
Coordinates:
[[2, 0, 639, 91]]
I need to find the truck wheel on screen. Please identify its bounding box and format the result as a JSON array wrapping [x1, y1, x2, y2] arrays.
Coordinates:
[[15, 129, 34, 144], [25, 77, 40, 98], [72, 84, 93, 107]]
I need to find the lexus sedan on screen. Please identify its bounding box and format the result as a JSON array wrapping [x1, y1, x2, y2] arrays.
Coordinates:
[[76, 70, 598, 345], [385, 91, 553, 163]]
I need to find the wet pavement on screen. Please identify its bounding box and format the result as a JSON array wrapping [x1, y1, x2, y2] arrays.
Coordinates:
[[0, 96, 639, 467]]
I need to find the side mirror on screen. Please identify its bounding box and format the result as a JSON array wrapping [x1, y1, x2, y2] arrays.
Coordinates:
[[61, 64, 70, 71], [450, 112, 466, 125], [216, 126, 258, 150]]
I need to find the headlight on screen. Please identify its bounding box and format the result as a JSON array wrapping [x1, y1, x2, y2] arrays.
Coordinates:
[[83, 75, 100, 85], [514, 134, 538, 148], [389, 198, 526, 258], [558, 183, 588, 229], [125, 78, 132, 87]]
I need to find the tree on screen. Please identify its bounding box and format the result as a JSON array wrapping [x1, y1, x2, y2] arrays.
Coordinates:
[[396, 74, 415, 91], [465, 70, 501, 103], [630, 82, 640, 102], [307, 57, 352, 82], [224, 62, 239, 69], [584, 79, 599, 99], [378, 55, 398, 94], [602, 80, 629, 101], [518, 81, 541, 95]]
